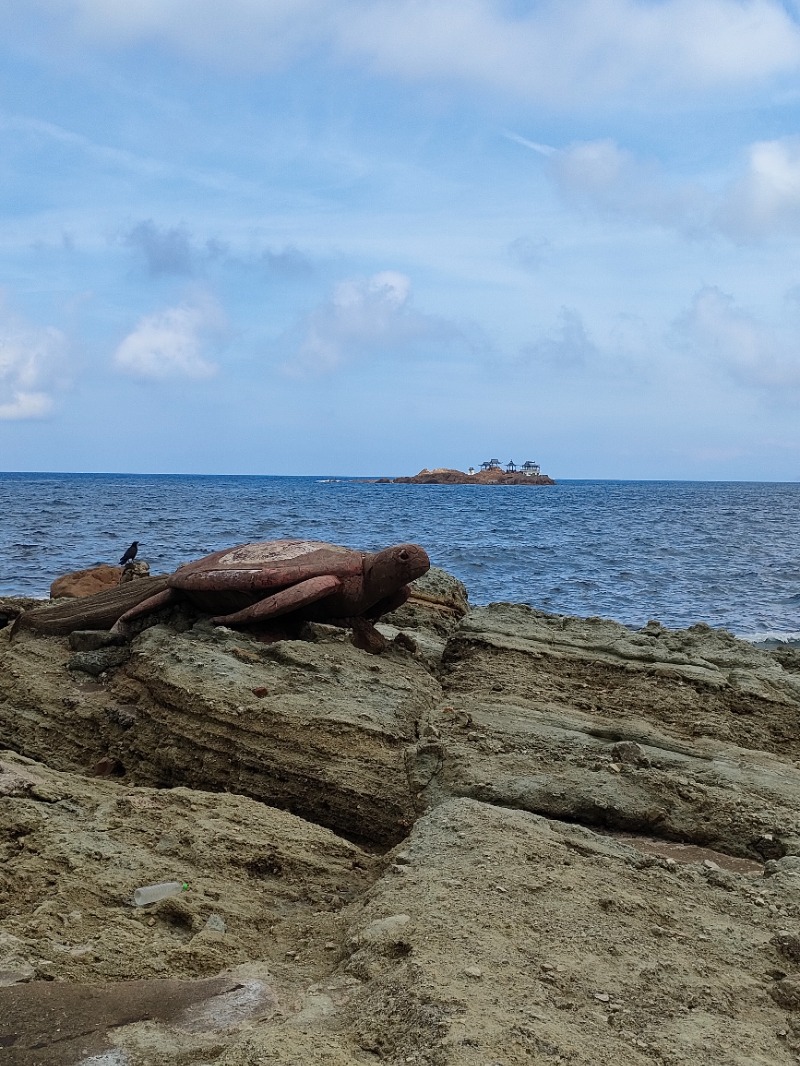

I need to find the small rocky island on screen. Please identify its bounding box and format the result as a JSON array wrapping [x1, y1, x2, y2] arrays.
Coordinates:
[[379, 461, 555, 485]]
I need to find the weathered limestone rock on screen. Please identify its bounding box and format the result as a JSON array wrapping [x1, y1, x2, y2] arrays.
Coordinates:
[[384, 565, 469, 636], [0, 619, 442, 845], [120, 560, 151, 583], [68, 629, 126, 651], [334, 797, 798, 1066], [0, 749, 379, 1064], [67, 644, 131, 676], [422, 604, 800, 860], [0, 750, 376, 983], [0, 597, 41, 630], [113, 624, 441, 844]]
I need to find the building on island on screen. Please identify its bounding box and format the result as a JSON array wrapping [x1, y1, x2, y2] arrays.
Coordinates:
[[384, 459, 553, 485], [478, 458, 540, 476]]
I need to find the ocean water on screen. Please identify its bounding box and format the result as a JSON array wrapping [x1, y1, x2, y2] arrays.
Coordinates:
[[1, 472, 798, 641]]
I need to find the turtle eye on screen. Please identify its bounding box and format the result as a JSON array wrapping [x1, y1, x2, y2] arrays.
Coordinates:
[[399, 549, 410, 562]]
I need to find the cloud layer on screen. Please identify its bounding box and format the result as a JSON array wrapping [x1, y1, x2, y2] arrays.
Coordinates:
[[3, 1, 800, 478], [22, 0, 800, 103]]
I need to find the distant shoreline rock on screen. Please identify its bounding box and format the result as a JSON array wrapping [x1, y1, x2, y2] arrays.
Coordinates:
[[376, 466, 556, 485]]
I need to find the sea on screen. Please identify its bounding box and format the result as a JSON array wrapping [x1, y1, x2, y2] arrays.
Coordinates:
[[1, 472, 798, 643]]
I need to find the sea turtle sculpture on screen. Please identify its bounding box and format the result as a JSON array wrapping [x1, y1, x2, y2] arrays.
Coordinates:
[[11, 540, 430, 650]]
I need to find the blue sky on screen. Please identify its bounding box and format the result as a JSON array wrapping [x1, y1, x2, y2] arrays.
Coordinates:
[[2, 0, 800, 479]]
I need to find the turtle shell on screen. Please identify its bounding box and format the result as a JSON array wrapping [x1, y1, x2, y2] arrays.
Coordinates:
[[169, 539, 365, 614]]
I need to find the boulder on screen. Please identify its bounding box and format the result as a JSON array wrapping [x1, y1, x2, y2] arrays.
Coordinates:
[[50, 564, 124, 599], [382, 565, 469, 638], [120, 560, 151, 583]]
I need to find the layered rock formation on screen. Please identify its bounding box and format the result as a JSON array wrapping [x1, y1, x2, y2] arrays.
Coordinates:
[[2, 567, 800, 1064]]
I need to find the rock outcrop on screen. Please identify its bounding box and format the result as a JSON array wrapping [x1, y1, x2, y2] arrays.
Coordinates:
[[48, 561, 151, 600], [383, 467, 556, 485], [2, 569, 800, 1064], [50, 564, 126, 599]]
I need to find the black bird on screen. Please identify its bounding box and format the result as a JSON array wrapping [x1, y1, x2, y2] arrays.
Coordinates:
[[120, 540, 139, 565]]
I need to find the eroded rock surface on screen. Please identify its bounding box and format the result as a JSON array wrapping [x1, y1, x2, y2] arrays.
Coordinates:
[[425, 605, 800, 860], [0, 617, 442, 845], [2, 582, 800, 1063], [338, 798, 799, 1066]]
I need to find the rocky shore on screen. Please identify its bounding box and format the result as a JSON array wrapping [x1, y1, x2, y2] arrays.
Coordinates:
[[378, 467, 556, 485], [2, 571, 800, 1064]]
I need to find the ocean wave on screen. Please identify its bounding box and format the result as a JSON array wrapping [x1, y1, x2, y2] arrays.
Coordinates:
[[744, 632, 800, 647]]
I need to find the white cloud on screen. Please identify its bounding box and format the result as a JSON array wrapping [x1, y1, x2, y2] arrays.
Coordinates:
[[20, 1, 800, 102], [287, 271, 457, 374], [113, 292, 224, 380], [319, 0, 800, 102], [717, 137, 800, 241], [0, 390, 53, 420], [543, 138, 708, 232], [31, 0, 333, 69], [525, 134, 800, 242], [0, 299, 67, 419], [674, 286, 800, 391]]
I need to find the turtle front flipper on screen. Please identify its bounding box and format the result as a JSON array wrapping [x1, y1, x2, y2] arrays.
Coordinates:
[[211, 575, 342, 626], [363, 586, 412, 620]]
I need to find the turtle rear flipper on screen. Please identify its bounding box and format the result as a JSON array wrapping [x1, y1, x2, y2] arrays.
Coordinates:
[[110, 587, 181, 637]]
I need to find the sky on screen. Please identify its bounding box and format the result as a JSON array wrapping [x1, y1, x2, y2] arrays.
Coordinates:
[[2, 1, 800, 479]]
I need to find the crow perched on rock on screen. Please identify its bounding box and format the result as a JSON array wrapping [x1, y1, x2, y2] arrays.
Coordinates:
[[120, 541, 139, 565]]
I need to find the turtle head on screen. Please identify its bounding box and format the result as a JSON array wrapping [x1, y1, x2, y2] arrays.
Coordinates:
[[364, 543, 430, 600]]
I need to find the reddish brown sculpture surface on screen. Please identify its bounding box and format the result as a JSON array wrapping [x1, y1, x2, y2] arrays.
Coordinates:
[[12, 540, 430, 648], [110, 539, 430, 640]]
